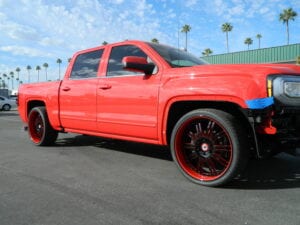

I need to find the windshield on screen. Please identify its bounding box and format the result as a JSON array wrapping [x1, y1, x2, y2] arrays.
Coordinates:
[[148, 42, 208, 68]]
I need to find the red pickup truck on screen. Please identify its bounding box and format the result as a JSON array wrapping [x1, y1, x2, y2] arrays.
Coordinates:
[[18, 40, 300, 186]]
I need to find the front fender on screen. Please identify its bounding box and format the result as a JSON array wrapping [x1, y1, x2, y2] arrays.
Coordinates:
[[157, 75, 269, 145]]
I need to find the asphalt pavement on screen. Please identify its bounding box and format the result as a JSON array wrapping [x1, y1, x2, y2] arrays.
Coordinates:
[[0, 110, 299, 225]]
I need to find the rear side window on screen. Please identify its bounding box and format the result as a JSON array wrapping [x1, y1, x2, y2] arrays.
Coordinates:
[[70, 49, 103, 79]]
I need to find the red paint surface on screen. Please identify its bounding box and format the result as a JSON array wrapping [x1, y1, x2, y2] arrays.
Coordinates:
[[18, 40, 300, 145]]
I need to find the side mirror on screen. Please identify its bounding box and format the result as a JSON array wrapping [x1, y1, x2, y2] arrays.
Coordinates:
[[122, 56, 155, 75]]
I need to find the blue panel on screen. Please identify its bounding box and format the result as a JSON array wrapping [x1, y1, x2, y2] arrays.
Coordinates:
[[246, 97, 274, 109]]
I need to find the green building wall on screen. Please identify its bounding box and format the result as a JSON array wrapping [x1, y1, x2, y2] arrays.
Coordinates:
[[201, 43, 300, 64]]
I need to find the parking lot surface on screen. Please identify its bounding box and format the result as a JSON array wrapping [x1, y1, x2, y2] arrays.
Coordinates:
[[0, 111, 299, 225]]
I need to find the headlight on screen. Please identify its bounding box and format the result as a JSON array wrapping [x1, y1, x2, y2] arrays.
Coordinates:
[[284, 82, 300, 97], [270, 76, 300, 107]]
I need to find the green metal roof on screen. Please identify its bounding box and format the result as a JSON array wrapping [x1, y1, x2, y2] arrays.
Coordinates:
[[201, 43, 300, 64]]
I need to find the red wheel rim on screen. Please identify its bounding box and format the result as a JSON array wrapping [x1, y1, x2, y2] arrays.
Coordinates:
[[174, 116, 233, 181], [28, 111, 44, 144]]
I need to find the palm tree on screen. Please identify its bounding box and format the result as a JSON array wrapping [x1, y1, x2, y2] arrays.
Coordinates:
[[43, 63, 49, 81], [1, 79, 5, 89], [102, 41, 108, 45], [9, 71, 14, 90], [36, 65, 41, 82], [56, 58, 62, 80], [7, 77, 10, 89], [221, 22, 233, 53], [244, 38, 253, 50], [181, 24, 191, 51], [151, 38, 159, 43], [3, 73, 7, 88], [16, 67, 21, 80], [279, 8, 297, 45], [256, 34, 262, 49], [26, 65, 31, 83], [202, 48, 213, 56]]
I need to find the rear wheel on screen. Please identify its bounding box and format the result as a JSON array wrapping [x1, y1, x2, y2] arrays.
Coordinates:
[[28, 107, 58, 146], [171, 109, 249, 187]]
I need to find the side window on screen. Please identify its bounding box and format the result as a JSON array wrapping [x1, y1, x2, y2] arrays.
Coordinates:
[[70, 49, 103, 79], [107, 45, 148, 77]]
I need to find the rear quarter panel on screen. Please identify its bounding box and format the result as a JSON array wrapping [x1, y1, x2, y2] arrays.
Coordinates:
[[18, 81, 62, 129]]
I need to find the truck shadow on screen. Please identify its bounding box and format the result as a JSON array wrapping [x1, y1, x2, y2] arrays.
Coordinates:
[[55, 135, 172, 161], [227, 153, 300, 190], [56, 135, 300, 189]]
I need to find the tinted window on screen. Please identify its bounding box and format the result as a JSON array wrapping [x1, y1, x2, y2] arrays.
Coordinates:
[[107, 45, 148, 76], [70, 49, 103, 79], [148, 42, 208, 67]]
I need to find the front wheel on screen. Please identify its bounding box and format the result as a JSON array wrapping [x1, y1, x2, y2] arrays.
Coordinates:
[[171, 109, 249, 187], [28, 107, 58, 146]]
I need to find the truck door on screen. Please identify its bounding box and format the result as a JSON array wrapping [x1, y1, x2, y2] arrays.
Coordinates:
[[97, 44, 160, 141], [59, 49, 103, 131]]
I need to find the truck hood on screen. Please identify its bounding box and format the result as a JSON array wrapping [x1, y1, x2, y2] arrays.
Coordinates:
[[166, 64, 300, 78]]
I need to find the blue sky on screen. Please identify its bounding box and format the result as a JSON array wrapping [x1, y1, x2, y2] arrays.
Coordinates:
[[0, 0, 300, 84]]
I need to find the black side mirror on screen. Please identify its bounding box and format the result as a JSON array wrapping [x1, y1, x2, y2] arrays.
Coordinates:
[[122, 56, 155, 75]]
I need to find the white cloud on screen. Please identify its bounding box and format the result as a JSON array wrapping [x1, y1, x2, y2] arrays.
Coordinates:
[[184, 0, 198, 8], [39, 37, 64, 47], [230, 5, 245, 16], [208, 0, 284, 22], [0, 14, 39, 41], [0, 45, 53, 57], [108, 0, 124, 4]]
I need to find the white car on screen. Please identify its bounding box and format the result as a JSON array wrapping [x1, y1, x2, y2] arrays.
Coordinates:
[[0, 96, 17, 111]]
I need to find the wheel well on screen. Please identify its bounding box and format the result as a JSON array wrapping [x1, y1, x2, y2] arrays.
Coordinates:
[[27, 101, 45, 116], [166, 101, 254, 145]]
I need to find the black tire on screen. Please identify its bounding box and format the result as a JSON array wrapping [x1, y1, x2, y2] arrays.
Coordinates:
[[28, 106, 58, 146], [2, 104, 11, 111], [170, 109, 249, 187]]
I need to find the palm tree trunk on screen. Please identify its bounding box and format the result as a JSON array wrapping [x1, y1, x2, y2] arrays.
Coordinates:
[[286, 21, 289, 45], [185, 32, 188, 51], [59, 65, 61, 80], [226, 32, 229, 53]]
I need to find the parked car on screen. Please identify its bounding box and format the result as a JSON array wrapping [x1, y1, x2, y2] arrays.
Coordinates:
[[0, 96, 17, 111]]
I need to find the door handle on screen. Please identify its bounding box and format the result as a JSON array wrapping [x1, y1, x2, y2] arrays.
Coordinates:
[[62, 86, 71, 91], [99, 84, 112, 90]]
